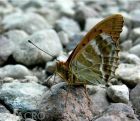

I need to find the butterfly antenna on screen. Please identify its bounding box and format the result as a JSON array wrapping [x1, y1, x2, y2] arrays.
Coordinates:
[[28, 40, 60, 62]]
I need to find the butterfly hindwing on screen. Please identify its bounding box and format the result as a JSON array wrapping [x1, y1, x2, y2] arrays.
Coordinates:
[[67, 14, 124, 84], [70, 33, 119, 84]]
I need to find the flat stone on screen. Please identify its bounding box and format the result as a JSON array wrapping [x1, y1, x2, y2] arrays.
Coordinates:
[[55, 17, 80, 37], [54, 0, 75, 16], [130, 9, 140, 28], [45, 60, 56, 74], [94, 103, 139, 121], [0, 36, 14, 65], [0, 0, 14, 15], [116, 63, 140, 87], [39, 82, 95, 121], [85, 17, 103, 31], [0, 113, 21, 121], [0, 81, 47, 119], [2, 12, 51, 34], [13, 29, 63, 65], [130, 83, 140, 119], [0, 64, 31, 79], [4, 30, 29, 45], [130, 27, 140, 41], [120, 52, 140, 65], [0, 104, 10, 113], [87, 85, 110, 114], [107, 85, 129, 103], [129, 44, 140, 57], [58, 31, 70, 46], [134, 37, 140, 45], [74, 4, 98, 29], [120, 40, 132, 51]]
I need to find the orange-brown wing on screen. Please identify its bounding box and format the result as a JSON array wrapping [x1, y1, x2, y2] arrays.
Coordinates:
[[66, 14, 124, 67]]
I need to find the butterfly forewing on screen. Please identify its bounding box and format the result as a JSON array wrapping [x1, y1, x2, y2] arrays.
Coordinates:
[[66, 14, 124, 84], [66, 14, 123, 66]]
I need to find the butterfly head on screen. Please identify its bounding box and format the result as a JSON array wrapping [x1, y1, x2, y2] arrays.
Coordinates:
[[56, 61, 68, 81]]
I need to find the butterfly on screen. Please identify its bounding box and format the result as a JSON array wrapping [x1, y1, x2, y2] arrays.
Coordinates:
[[56, 14, 124, 85]]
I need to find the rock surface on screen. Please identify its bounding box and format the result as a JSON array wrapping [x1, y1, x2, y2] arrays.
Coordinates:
[[116, 63, 140, 87], [13, 29, 63, 65], [39, 83, 94, 121], [0, 81, 48, 119], [2, 12, 51, 34], [0, 0, 139, 121], [107, 85, 129, 103], [130, 83, 140, 119], [0, 64, 31, 79]]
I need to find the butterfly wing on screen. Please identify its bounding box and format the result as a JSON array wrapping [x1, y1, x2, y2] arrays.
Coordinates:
[[66, 14, 124, 84], [66, 14, 123, 65]]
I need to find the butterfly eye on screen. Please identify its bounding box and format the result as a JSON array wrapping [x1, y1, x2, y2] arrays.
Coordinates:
[[99, 30, 102, 32], [82, 43, 86, 46]]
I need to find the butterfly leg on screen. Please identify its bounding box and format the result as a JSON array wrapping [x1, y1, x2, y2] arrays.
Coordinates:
[[64, 80, 72, 108], [84, 84, 91, 107], [45, 72, 56, 93]]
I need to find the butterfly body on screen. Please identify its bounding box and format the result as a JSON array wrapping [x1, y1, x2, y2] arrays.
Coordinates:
[[56, 14, 124, 85]]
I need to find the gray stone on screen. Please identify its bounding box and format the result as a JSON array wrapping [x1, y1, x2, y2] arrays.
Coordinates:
[[13, 29, 63, 65], [0, 81, 47, 115], [106, 6, 119, 14], [94, 103, 139, 121], [0, 36, 14, 65], [120, 52, 140, 65], [134, 37, 140, 45], [54, 0, 75, 16], [58, 31, 70, 46], [107, 85, 129, 103], [30, 7, 60, 26], [39, 82, 95, 121], [130, 28, 140, 41], [129, 44, 140, 57], [24, 75, 38, 83], [32, 67, 46, 82], [0, 113, 21, 121], [120, 40, 132, 51], [0, 104, 10, 113], [4, 30, 29, 45], [66, 32, 86, 51], [9, 0, 31, 7], [57, 54, 68, 62], [2, 12, 51, 34], [0, 64, 31, 79], [116, 63, 140, 87], [85, 17, 103, 31], [87, 85, 110, 114], [9, 0, 47, 8], [55, 17, 80, 37], [0, 77, 14, 84], [120, 26, 128, 41], [25, 118, 36, 121], [130, 9, 140, 28], [130, 83, 140, 119], [45, 60, 57, 74], [119, 11, 132, 28], [74, 4, 98, 25], [0, 1, 14, 15], [43, 75, 63, 87]]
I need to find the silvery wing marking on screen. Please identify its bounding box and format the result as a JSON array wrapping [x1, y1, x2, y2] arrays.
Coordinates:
[[70, 33, 119, 85]]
